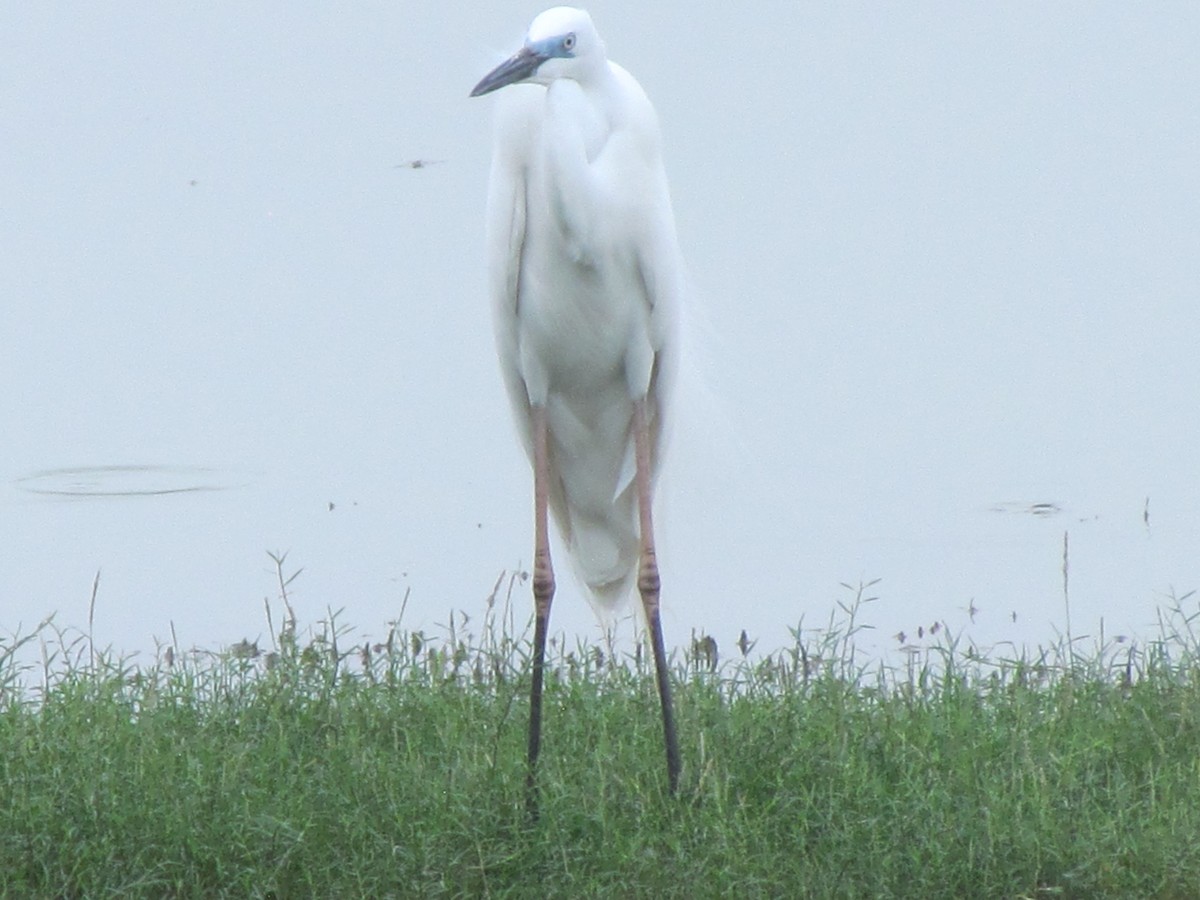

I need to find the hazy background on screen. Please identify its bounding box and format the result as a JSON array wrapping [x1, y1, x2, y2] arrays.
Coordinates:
[[2, 3, 1197, 664]]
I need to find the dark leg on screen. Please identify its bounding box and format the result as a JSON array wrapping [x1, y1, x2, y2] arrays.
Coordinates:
[[632, 399, 681, 794], [526, 405, 556, 818]]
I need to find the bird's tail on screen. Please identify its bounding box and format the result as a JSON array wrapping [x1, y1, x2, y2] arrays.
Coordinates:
[[558, 487, 639, 610]]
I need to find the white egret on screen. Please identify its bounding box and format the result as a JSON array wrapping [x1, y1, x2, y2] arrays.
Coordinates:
[[471, 7, 683, 803]]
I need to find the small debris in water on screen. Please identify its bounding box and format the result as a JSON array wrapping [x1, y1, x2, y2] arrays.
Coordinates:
[[394, 158, 446, 170], [990, 501, 1063, 517]]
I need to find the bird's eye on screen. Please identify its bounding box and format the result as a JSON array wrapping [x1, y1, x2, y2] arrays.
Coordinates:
[[563, 33, 576, 51]]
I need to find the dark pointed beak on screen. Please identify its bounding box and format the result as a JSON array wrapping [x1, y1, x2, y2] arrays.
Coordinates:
[[470, 46, 542, 97]]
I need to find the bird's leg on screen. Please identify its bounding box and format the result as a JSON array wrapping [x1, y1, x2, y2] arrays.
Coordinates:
[[632, 399, 681, 794], [526, 404, 556, 818]]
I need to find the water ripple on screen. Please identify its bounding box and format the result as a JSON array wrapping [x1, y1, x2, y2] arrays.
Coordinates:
[[14, 465, 255, 499]]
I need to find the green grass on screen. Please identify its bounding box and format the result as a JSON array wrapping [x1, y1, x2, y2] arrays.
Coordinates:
[[3, 571, 1200, 898]]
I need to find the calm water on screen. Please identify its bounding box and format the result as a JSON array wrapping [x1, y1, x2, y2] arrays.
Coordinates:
[[3, 4, 1197, 665]]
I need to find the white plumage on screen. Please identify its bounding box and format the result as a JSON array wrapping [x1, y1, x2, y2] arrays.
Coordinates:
[[472, 5, 683, 801], [478, 7, 682, 607]]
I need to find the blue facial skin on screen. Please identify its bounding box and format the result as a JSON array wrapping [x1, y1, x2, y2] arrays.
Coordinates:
[[527, 33, 577, 61], [470, 32, 578, 97]]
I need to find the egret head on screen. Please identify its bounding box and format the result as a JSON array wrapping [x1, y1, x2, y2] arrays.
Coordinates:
[[470, 7, 605, 97]]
